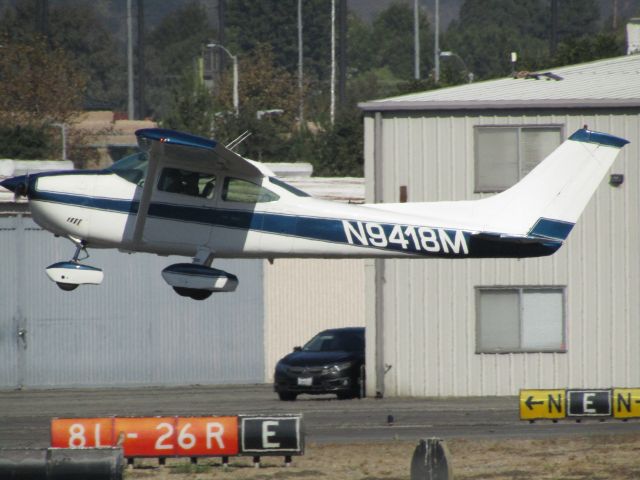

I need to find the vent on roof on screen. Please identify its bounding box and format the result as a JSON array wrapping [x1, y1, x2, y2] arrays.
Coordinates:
[[513, 71, 563, 81]]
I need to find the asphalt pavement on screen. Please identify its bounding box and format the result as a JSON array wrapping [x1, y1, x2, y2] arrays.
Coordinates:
[[0, 384, 637, 448]]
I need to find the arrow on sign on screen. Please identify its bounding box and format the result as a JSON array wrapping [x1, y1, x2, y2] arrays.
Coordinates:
[[525, 396, 544, 410]]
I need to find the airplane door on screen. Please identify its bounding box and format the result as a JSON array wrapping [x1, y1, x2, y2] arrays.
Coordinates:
[[141, 166, 217, 254]]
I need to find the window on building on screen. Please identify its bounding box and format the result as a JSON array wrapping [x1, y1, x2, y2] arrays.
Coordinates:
[[222, 177, 279, 203], [475, 126, 563, 192], [476, 287, 566, 353]]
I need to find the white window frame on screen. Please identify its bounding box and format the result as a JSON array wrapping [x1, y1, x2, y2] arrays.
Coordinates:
[[475, 286, 567, 354], [474, 125, 564, 193]]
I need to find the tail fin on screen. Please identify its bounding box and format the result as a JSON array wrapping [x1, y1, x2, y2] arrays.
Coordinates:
[[478, 128, 628, 239]]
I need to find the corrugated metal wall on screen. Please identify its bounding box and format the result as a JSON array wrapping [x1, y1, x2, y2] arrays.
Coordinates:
[[264, 259, 365, 381], [0, 216, 264, 388], [364, 111, 640, 396]]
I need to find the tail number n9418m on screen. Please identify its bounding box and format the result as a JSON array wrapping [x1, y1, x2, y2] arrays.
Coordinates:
[[342, 220, 469, 255]]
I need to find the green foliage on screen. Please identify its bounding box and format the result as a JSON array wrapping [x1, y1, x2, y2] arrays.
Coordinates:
[[226, 0, 331, 81], [47, 3, 124, 108], [552, 33, 625, 67], [444, 0, 609, 80], [370, 1, 433, 80], [0, 40, 85, 127], [0, 126, 52, 159], [444, 0, 550, 79], [145, 2, 217, 119], [161, 69, 216, 137], [0, 0, 124, 108], [311, 109, 364, 177], [209, 44, 301, 162]]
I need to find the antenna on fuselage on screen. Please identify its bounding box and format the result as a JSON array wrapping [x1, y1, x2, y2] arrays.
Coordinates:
[[226, 130, 252, 151]]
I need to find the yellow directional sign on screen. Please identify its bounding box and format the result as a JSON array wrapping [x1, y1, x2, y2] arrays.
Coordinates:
[[613, 388, 640, 419], [519, 389, 565, 420]]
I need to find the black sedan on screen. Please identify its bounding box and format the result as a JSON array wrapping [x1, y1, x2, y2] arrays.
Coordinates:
[[274, 327, 365, 401]]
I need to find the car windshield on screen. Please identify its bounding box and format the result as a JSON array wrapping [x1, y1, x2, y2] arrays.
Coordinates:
[[107, 151, 148, 186], [302, 331, 364, 352]]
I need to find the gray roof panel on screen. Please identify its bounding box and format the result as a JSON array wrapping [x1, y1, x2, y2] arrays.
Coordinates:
[[359, 55, 640, 111]]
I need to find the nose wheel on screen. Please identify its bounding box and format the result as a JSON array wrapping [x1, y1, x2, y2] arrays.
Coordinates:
[[46, 239, 104, 291]]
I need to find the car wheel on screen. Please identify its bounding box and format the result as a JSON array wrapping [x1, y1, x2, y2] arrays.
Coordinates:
[[278, 392, 297, 401]]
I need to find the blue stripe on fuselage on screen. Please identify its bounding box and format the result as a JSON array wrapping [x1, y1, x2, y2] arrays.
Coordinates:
[[30, 190, 559, 258]]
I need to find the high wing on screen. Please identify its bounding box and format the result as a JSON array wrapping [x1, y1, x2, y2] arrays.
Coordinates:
[[131, 128, 272, 248], [135, 128, 269, 178]]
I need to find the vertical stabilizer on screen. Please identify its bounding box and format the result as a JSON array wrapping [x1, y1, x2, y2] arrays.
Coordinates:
[[478, 128, 628, 238]]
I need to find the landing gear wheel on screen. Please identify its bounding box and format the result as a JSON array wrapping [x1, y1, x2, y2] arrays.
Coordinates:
[[278, 392, 297, 401], [172, 287, 213, 300], [56, 282, 79, 291]]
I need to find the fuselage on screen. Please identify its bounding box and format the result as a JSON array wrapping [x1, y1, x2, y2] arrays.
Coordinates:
[[23, 167, 561, 261]]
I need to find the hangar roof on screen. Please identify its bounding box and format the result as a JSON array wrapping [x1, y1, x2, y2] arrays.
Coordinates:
[[359, 54, 640, 111]]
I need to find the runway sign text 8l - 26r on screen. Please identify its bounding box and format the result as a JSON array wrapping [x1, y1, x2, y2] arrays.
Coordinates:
[[51, 415, 304, 458]]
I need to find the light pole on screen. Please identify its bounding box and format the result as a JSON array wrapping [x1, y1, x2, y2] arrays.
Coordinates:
[[52, 123, 67, 161], [440, 51, 474, 83], [207, 43, 239, 117]]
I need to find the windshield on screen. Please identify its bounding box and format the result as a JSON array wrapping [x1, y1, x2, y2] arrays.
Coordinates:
[[302, 330, 364, 352], [107, 151, 148, 186], [269, 177, 310, 197]]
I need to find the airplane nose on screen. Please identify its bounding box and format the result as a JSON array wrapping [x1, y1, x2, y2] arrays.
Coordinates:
[[0, 175, 29, 196]]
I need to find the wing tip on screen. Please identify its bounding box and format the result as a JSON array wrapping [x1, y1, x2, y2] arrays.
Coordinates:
[[569, 129, 629, 148]]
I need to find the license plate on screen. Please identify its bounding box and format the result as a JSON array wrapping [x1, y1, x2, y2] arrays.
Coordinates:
[[297, 377, 313, 386]]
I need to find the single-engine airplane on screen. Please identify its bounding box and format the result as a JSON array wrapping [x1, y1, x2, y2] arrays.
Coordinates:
[[0, 127, 628, 300]]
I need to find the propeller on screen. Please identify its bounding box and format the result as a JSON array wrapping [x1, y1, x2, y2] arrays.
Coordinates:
[[14, 172, 30, 200], [0, 173, 31, 200]]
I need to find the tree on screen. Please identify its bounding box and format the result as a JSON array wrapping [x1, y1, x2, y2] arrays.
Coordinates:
[[370, 2, 433, 80], [162, 68, 216, 137], [552, 33, 624, 66], [48, 2, 124, 109], [443, 0, 607, 80], [226, 0, 331, 81], [0, 0, 124, 109], [312, 109, 363, 177], [145, 2, 217, 119], [0, 40, 87, 160], [210, 44, 302, 162], [0, 41, 85, 127], [444, 0, 549, 79]]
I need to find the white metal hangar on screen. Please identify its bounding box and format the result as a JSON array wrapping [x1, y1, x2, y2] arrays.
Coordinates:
[[0, 162, 364, 389], [359, 54, 640, 397]]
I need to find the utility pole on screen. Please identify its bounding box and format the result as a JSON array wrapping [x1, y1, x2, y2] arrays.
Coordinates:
[[414, 0, 420, 80], [338, 0, 347, 107], [36, 0, 49, 42], [298, 0, 304, 126], [218, 0, 226, 77], [127, 0, 135, 120], [434, 0, 439, 83], [330, 0, 336, 126], [137, 0, 145, 119], [550, 0, 558, 57]]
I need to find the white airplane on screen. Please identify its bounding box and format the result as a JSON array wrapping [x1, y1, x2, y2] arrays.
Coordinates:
[[0, 127, 628, 300]]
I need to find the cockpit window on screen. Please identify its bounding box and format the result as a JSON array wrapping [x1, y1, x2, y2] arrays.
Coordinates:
[[222, 178, 279, 203], [157, 167, 216, 198], [107, 151, 148, 186], [269, 176, 310, 197]]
